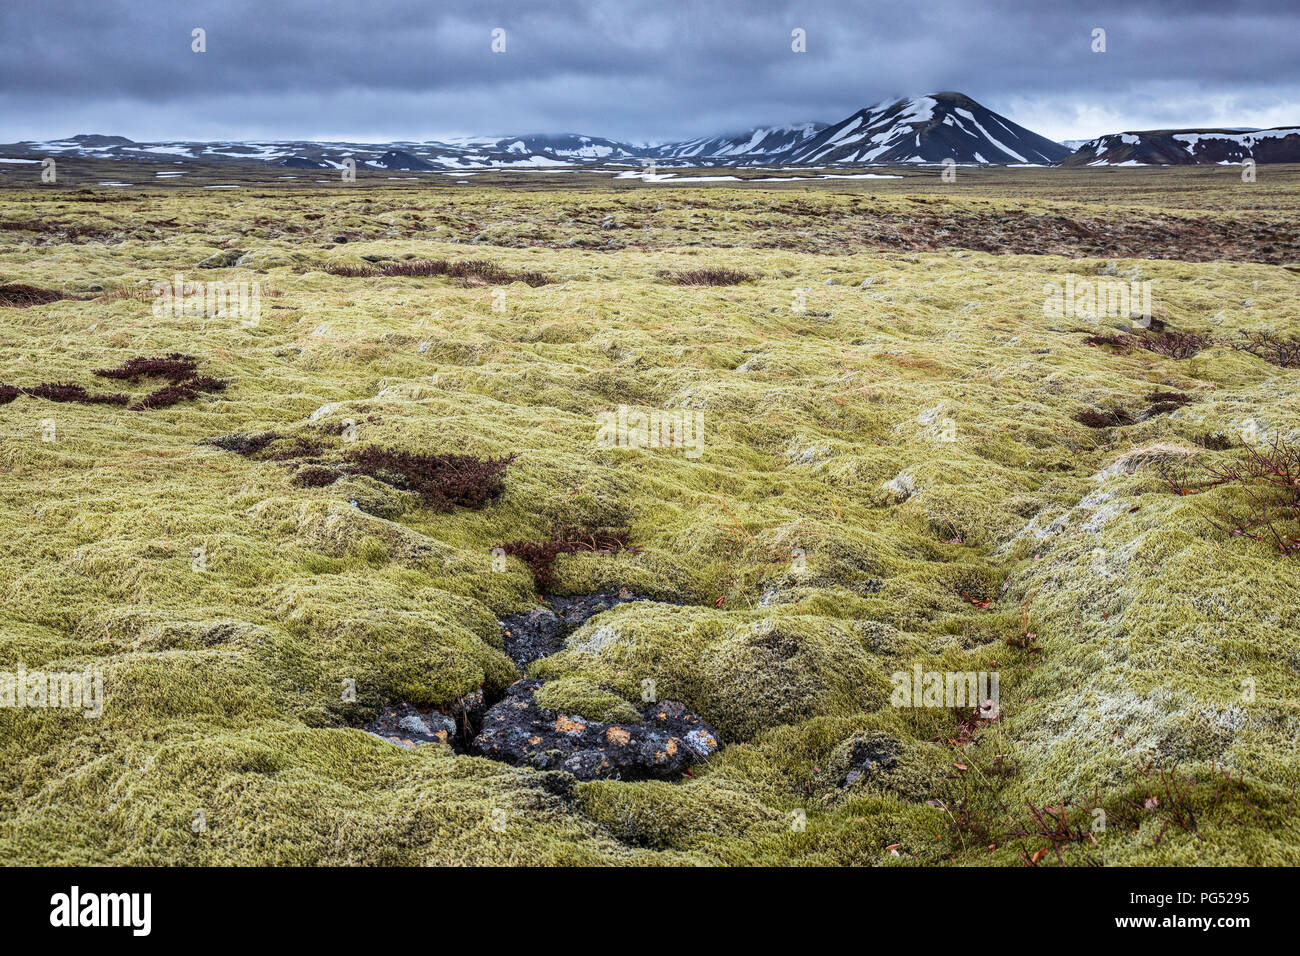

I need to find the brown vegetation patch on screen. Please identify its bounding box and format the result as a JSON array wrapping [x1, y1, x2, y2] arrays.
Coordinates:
[[0, 220, 50, 232], [1074, 407, 1135, 429], [206, 431, 281, 456], [1082, 332, 1131, 349], [128, 377, 226, 411], [667, 268, 752, 286], [1135, 330, 1214, 360], [341, 447, 514, 510], [95, 353, 201, 382], [0, 283, 74, 308], [13, 383, 131, 406], [293, 465, 344, 487], [2, 354, 227, 411], [324, 258, 550, 286], [1232, 329, 1300, 369], [498, 527, 634, 588]]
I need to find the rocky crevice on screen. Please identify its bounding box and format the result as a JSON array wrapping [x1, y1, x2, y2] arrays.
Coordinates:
[[362, 588, 720, 781]]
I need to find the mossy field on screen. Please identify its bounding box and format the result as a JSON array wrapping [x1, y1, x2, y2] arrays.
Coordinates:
[[1, 165, 1299, 865]]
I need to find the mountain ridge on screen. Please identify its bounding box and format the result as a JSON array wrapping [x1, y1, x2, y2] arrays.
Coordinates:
[[1063, 126, 1300, 166], [5, 93, 1295, 169]]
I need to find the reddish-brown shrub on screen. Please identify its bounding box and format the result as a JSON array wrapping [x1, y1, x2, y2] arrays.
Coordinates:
[[294, 465, 343, 487], [129, 383, 203, 411], [1074, 407, 1135, 428], [21, 383, 131, 406], [1158, 436, 1300, 555], [342, 447, 514, 510], [90, 353, 228, 411], [184, 376, 229, 393], [95, 353, 200, 382], [498, 527, 633, 589]]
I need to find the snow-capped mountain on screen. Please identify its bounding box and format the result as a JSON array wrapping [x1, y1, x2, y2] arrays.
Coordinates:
[[649, 123, 826, 162], [1063, 127, 1300, 165], [782, 92, 1071, 165], [453, 134, 641, 161], [0, 134, 627, 171], [16, 94, 1293, 172]]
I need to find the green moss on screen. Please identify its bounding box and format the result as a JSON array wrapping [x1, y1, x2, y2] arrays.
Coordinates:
[[1, 177, 1297, 864], [533, 675, 642, 724]]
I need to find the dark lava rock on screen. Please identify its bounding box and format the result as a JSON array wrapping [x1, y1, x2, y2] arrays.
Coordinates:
[[363, 702, 458, 749], [451, 688, 485, 733], [839, 735, 900, 787], [532, 770, 576, 801], [471, 679, 720, 781], [203, 431, 277, 456], [499, 587, 648, 667]]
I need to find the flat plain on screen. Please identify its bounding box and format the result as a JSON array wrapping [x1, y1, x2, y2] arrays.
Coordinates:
[[1, 161, 1298, 864]]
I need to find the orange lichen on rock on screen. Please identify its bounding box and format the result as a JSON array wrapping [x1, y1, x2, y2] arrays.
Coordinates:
[[554, 716, 587, 734]]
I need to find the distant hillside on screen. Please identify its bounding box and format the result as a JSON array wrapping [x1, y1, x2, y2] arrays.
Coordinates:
[[1064, 127, 1300, 165], [650, 122, 827, 163]]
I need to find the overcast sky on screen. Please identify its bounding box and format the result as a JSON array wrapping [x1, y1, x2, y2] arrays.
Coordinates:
[[2, 0, 1296, 145]]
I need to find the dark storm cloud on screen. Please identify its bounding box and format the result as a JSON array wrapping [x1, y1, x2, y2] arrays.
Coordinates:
[[2, 0, 1297, 143]]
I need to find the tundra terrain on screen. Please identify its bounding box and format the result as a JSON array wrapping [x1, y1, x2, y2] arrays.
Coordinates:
[[1, 164, 1298, 865]]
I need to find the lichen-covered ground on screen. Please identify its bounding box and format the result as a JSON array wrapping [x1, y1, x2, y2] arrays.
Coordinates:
[[1, 168, 1298, 865]]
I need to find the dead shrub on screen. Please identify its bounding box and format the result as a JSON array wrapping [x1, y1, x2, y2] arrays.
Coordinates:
[[1135, 330, 1214, 360], [325, 259, 549, 286], [1155, 435, 1300, 555], [1203, 436, 1300, 555], [0, 283, 74, 308], [1232, 329, 1300, 369], [668, 268, 752, 286]]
